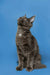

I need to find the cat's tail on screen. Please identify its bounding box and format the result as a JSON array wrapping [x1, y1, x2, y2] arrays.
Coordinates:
[[34, 64, 46, 69]]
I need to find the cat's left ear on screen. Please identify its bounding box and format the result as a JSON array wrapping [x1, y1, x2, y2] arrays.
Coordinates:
[[30, 16, 35, 23]]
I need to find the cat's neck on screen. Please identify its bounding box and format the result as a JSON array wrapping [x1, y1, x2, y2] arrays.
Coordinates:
[[17, 25, 31, 38], [17, 25, 30, 33]]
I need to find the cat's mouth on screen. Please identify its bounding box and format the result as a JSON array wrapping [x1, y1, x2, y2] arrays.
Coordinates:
[[18, 23, 31, 30]]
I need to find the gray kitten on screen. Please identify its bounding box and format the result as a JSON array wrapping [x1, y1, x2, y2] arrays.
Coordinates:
[[16, 15, 46, 72]]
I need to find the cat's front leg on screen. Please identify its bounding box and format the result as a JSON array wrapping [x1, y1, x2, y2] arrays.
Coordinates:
[[26, 53, 34, 72], [16, 54, 24, 71], [16, 45, 24, 71]]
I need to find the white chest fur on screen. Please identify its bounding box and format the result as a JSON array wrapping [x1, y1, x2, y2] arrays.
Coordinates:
[[18, 33, 22, 37]]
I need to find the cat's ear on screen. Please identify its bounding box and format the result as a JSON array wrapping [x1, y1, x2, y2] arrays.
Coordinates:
[[30, 16, 35, 23], [24, 14, 26, 17]]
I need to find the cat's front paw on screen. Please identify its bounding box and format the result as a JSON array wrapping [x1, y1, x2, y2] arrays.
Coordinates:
[[26, 67, 33, 72], [16, 65, 23, 71]]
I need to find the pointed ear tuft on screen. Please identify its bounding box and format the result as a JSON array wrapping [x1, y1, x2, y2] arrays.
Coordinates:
[[25, 14, 26, 17], [30, 16, 35, 23], [24, 14, 26, 17]]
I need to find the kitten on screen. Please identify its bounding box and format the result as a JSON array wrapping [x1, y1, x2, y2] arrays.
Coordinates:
[[16, 15, 46, 72]]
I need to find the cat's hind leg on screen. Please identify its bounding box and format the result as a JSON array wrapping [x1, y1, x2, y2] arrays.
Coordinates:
[[34, 54, 46, 69]]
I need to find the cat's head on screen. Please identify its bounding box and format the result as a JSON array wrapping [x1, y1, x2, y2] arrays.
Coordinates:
[[17, 15, 35, 30]]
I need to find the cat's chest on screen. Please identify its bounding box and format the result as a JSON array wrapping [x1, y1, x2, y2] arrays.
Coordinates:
[[17, 28, 23, 38], [18, 33, 22, 37]]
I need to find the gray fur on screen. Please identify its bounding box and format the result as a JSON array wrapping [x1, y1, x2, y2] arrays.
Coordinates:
[[16, 15, 46, 72]]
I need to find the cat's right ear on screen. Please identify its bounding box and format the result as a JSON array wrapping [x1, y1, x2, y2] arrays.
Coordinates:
[[30, 16, 35, 23]]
